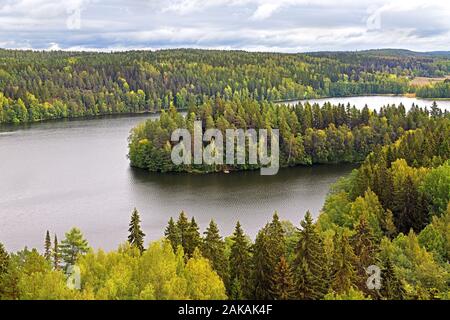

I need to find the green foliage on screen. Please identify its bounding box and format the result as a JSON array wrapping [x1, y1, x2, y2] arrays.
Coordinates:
[[128, 208, 146, 253], [201, 220, 229, 289], [59, 228, 89, 268], [164, 217, 180, 251], [324, 287, 371, 300], [78, 241, 226, 300], [2, 49, 441, 124], [44, 231, 51, 262], [252, 213, 286, 299], [331, 231, 358, 294], [270, 257, 296, 300], [229, 222, 252, 299], [293, 211, 329, 299], [420, 161, 450, 216]]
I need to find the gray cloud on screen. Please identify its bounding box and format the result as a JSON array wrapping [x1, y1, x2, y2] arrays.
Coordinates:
[[0, 0, 449, 52]]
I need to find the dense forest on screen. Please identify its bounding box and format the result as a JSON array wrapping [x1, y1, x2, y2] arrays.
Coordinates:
[[1, 49, 450, 124], [0, 136, 450, 300], [1, 114, 449, 300], [128, 96, 448, 173], [1, 49, 449, 300]]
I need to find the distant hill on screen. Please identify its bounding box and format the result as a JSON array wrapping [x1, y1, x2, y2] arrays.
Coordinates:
[[307, 48, 450, 59]]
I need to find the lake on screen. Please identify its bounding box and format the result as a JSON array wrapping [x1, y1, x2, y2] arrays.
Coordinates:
[[1, 95, 448, 252], [283, 95, 450, 111]]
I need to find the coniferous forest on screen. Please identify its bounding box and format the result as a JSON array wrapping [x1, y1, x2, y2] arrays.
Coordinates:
[[1, 100, 449, 300], [1, 48, 450, 301], [1, 49, 450, 124], [2, 0, 450, 307]]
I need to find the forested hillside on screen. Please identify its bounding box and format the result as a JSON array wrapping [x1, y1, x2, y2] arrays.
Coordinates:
[[1, 49, 449, 124]]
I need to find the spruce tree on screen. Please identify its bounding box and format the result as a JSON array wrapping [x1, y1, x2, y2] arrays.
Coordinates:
[[331, 231, 358, 294], [53, 235, 60, 270], [252, 226, 273, 299], [176, 211, 190, 254], [270, 256, 296, 300], [351, 214, 377, 293], [252, 213, 286, 299], [202, 220, 228, 286], [229, 221, 252, 299], [293, 211, 328, 299], [165, 217, 180, 251], [44, 230, 51, 261], [266, 212, 286, 258], [184, 217, 201, 258], [394, 175, 428, 233], [381, 257, 405, 300], [128, 208, 146, 253]]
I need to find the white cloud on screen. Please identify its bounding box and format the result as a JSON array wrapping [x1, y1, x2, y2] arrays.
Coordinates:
[[0, 0, 449, 52]]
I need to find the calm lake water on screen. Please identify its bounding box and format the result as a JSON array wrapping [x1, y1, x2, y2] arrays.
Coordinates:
[[284, 95, 450, 111], [1, 95, 448, 252]]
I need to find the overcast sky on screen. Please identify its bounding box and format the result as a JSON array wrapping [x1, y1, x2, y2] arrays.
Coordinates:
[[0, 0, 449, 52]]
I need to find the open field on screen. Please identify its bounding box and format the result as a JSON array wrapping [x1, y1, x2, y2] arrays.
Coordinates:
[[410, 76, 450, 86]]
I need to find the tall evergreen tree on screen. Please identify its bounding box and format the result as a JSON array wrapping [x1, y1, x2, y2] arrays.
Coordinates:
[[176, 211, 190, 255], [252, 213, 286, 299], [202, 220, 228, 286], [331, 231, 358, 294], [252, 226, 274, 300], [185, 217, 201, 258], [128, 208, 146, 253], [380, 257, 405, 300], [229, 221, 252, 299], [293, 211, 328, 299], [270, 256, 296, 300], [351, 214, 377, 294], [53, 235, 60, 270], [266, 212, 286, 258], [165, 217, 180, 251], [393, 175, 428, 233], [44, 230, 51, 261]]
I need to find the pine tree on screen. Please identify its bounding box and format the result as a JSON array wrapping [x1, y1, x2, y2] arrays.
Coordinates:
[[229, 221, 252, 299], [270, 256, 296, 300], [60, 228, 89, 268], [185, 217, 201, 258], [165, 217, 180, 251], [293, 211, 328, 300], [53, 235, 60, 270], [44, 230, 51, 261], [380, 257, 405, 300], [202, 220, 228, 286], [331, 231, 358, 294], [128, 208, 146, 253]]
